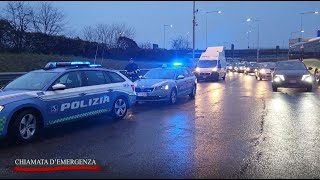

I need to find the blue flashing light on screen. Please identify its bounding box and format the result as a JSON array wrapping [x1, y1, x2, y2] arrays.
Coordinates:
[[71, 61, 90, 65], [89, 64, 102, 68], [173, 62, 183, 66]]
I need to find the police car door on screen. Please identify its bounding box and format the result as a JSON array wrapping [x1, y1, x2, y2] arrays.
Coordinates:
[[182, 68, 194, 94], [175, 68, 188, 96], [42, 71, 88, 125]]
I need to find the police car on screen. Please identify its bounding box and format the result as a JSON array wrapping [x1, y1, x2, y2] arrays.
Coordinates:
[[134, 63, 197, 104], [0, 61, 136, 142]]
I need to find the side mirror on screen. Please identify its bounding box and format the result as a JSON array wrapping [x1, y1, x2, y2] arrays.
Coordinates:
[[52, 83, 66, 90], [308, 67, 313, 70], [177, 75, 185, 80]]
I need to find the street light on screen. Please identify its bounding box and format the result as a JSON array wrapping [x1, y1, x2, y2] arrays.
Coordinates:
[[246, 18, 261, 62], [290, 30, 304, 38], [300, 11, 319, 38], [163, 24, 173, 49], [206, 10, 222, 47]]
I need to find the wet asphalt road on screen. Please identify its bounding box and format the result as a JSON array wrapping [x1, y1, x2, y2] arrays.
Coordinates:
[[1, 72, 320, 179]]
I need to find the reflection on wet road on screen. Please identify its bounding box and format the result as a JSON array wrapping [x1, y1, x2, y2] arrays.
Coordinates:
[[0, 72, 320, 178]]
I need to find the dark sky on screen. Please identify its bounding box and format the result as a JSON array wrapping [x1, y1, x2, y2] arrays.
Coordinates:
[[1, 1, 319, 50]]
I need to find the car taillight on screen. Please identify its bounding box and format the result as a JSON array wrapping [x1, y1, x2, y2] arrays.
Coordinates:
[[131, 84, 135, 92]]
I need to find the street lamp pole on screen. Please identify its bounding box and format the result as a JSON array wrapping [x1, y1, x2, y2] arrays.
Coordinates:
[[163, 24, 172, 49], [300, 11, 319, 38], [247, 18, 260, 62], [192, 1, 196, 62], [205, 10, 222, 48]]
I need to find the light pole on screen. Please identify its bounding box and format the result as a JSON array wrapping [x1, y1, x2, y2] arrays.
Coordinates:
[[163, 24, 173, 49], [247, 18, 261, 62], [290, 30, 304, 39], [192, 1, 198, 62], [246, 31, 251, 49], [300, 11, 318, 38], [205, 10, 222, 47]]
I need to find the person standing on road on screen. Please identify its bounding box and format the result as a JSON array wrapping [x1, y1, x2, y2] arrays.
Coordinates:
[[125, 58, 140, 81]]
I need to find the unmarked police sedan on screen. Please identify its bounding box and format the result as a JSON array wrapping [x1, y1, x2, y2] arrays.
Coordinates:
[[272, 60, 314, 92], [0, 61, 136, 142], [134, 64, 197, 104]]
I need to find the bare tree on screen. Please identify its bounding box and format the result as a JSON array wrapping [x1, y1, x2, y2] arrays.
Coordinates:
[[32, 2, 65, 35], [171, 35, 190, 50], [4, 1, 33, 32], [139, 42, 152, 49], [82, 26, 97, 42]]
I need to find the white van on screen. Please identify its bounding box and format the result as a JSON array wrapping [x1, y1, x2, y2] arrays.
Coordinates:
[[194, 46, 227, 81]]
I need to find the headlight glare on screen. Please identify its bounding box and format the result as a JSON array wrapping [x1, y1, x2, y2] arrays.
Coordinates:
[[302, 74, 313, 83], [212, 67, 217, 71], [195, 67, 200, 72], [275, 75, 285, 81], [0, 105, 4, 112], [156, 84, 169, 90]]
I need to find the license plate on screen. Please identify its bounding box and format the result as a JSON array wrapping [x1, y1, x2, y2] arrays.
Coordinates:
[[289, 80, 297, 83], [137, 92, 147, 97], [202, 76, 207, 78]]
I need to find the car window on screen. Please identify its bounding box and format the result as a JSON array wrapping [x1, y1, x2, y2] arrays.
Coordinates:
[[108, 72, 126, 83], [54, 71, 82, 89], [175, 69, 184, 79], [83, 71, 106, 86], [182, 68, 191, 77]]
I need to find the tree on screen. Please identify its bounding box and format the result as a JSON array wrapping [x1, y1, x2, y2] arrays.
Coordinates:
[[4, 1, 33, 32], [139, 42, 152, 49], [3, 1, 34, 52], [117, 36, 138, 50], [171, 35, 190, 50], [82, 26, 97, 42], [32, 2, 66, 35]]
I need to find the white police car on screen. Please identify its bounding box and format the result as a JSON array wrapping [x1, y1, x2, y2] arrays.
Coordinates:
[[134, 63, 197, 104], [0, 61, 136, 142]]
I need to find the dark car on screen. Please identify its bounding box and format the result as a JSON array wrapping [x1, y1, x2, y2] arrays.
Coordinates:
[[271, 60, 313, 92], [237, 62, 246, 73], [245, 62, 257, 75]]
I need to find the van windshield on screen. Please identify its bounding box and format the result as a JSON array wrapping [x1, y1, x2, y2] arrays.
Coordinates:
[[197, 60, 218, 68]]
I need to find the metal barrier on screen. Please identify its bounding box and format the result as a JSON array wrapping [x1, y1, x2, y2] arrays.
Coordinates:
[[0, 69, 150, 87]]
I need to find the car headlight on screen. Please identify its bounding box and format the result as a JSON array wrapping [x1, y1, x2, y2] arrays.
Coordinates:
[[155, 84, 169, 90], [274, 75, 285, 82], [0, 105, 4, 112], [246, 67, 250, 71], [195, 67, 200, 72], [212, 67, 217, 71], [260, 69, 266, 73], [302, 74, 313, 83]]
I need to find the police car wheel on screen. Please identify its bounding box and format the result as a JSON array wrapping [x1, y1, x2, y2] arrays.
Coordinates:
[[112, 97, 128, 119], [10, 110, 40, 142], [169, 89, 177, 105], [189, 85, 196, 98]]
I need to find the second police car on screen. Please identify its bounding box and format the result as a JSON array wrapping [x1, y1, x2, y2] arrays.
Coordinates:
[[0, 61, 136, 142], [134, 63, 197, 104]]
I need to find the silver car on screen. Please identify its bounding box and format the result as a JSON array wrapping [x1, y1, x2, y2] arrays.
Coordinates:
[[134, 66, 197, 104]]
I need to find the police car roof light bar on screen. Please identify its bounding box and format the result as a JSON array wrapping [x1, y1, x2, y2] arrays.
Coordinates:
[[44, 61, 93, 70]]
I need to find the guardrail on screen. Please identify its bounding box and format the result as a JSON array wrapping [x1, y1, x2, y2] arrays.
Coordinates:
[[0, 69, 150, 87]]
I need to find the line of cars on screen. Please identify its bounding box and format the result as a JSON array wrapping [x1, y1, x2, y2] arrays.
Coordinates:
[[227, 60, 315, 92], [0, 61, 197, 143]]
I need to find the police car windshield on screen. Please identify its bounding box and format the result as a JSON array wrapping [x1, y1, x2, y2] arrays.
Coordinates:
[[276, 61, 306, 70], [197, 60, 218, 68], [4, 72, 58, 91], [143, 69, 176, 79]]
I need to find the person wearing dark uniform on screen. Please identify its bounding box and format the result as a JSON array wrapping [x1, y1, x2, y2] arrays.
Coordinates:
[[125, 58, 140, 81]]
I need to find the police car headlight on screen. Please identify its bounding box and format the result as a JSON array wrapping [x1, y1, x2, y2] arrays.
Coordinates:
[[302, 74, 313, 83], [155, 85, 169, 90], [195, 67, 200, 72], [212, 67, 217, 71], [0, 105, 4, 112]]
